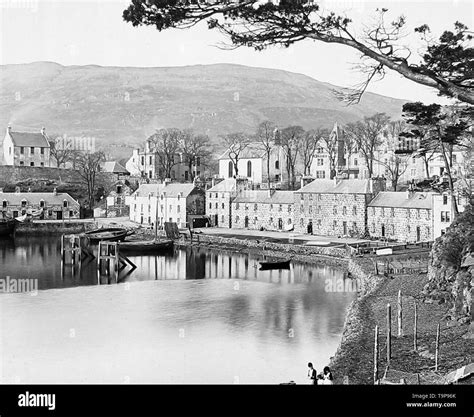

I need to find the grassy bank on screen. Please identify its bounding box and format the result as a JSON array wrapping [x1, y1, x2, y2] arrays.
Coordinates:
[[330, 270, 473, 384]]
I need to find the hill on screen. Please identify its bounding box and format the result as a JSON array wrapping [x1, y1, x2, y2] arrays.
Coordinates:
[[0, 61, 407, 158]]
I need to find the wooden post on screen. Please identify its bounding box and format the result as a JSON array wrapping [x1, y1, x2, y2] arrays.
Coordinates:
[[374, 325, 379, 384], [435, 323, 440, 371], [387, 304, 392, 367], [414, 301, 418, 351], [397, 290, 403, 337]]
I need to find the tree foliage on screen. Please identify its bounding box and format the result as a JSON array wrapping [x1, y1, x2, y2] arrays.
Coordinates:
[[123, 1, 474, 104]]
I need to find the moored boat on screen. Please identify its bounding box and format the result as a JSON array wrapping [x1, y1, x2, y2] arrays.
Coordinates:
[[259, 260, 291, 271], [84, 227, 130, 243], [118, 240, 173, 255]]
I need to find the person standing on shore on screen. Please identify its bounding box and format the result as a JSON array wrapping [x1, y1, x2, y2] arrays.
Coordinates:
[[307, 362, 317, 385]]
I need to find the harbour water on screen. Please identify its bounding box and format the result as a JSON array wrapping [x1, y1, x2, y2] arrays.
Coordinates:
[[0, 237, 355, 384]]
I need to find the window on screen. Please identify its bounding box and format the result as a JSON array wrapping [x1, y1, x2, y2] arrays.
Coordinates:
[[30, 147, 35, 154], [247, 161, 252, 177], [275, 160, 279, 169], [228, 161, 233, 178], [20, 147, 24, 154], [63, 200, 68, 208], [30, 162, 34, 166]]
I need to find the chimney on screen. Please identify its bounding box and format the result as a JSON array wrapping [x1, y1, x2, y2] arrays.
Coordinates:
[[41, 126, 46, 135], [53, 187, 57, 196]]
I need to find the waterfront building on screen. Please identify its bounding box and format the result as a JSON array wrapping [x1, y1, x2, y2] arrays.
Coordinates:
[[205, 178, 249, 228], [231, 189, 294, 231], [367, 190, 435, 242], [294, 178, 386, 237], [0, 188, 80, 220], [3, 126, 51, 167], [127, 182, 205, 228], [218, 142, 289, 188]]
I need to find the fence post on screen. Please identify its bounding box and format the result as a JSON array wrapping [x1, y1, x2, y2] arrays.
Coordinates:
[[414, 301, 418, 351], [387, 304, 392, 367], [435, 323, 440, 371], [374, 325, 379, 384], [398, 290, 403, 337]]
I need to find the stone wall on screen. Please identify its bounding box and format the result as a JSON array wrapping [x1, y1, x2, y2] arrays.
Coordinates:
[[368, 206, 432, 242], [293, 193, 369, 237]]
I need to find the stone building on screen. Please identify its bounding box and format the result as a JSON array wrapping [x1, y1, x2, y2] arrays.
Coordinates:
[[3, 126, 51, 167], [293, 178, 386, 237], [367, 191, 436, 242], [0, 188, 80, 220], [205, 178, 248, 228], [127, 182, 205, 228], [232, 189, 294, 231]]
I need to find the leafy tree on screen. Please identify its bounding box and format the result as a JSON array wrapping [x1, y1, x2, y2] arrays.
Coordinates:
[[280, 125, 304, 190], [123, 2, 473, 104], [345, 113, 391, 178], [401, 102, 472, 216], [221, 132, 250, 177]]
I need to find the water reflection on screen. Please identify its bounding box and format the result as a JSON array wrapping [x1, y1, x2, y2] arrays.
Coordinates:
[[0, 236, 355, 384]]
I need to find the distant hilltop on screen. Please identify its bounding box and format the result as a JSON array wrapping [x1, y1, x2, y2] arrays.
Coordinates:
[[0, 61, 406, 153]]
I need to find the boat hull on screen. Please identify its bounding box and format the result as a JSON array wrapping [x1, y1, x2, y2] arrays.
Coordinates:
[[118, 240, 173, 255], [259, 260, 291, 271]]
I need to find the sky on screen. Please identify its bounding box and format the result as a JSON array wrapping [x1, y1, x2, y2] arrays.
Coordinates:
[[0, 0, 472, 103]]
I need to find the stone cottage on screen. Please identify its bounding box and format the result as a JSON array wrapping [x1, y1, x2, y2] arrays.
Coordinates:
[[367, 191, 435, 242], [0, 188, 80, 220], [293, 178, 386, 237], [232, 189, 294, 231]]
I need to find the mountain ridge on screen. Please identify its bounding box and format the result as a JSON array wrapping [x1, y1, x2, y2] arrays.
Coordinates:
[[0, 61, 408, 158]]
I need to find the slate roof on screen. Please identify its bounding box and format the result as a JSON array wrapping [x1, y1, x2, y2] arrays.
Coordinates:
[[103, 161, 130, 175], [295, 179, 374, 194], [8, 131, 50, 148], [218, 142, 266, 160], [0, 192, 78, 206], [234, 190, 294, 204], [206, 179, 237, 193], [133, 183, 197, 198], [368, 192, 435, 209]]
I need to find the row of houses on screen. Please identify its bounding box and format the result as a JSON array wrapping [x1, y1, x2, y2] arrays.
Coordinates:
[[204, 177, 467, 242]]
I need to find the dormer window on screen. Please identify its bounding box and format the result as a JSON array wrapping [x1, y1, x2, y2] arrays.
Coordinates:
[[63, 200, 68, 208]]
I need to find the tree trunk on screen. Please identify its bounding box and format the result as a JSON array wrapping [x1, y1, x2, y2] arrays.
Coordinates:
[[438, 134, 459, 217]]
